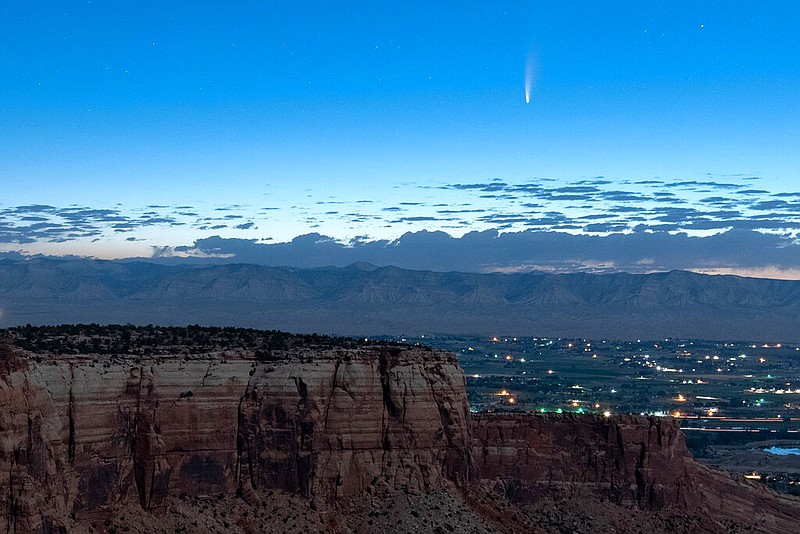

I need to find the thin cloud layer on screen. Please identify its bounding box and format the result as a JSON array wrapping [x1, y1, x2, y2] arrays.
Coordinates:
[[430, 177, 800, 236], [0, 204, 257, 244]]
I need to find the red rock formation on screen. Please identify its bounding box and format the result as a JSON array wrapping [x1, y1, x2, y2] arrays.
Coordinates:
[[0, 344, 471, 532], [2, 330, 800, 534], [472, 413, 800, 532], [472, 413, 692, 508]]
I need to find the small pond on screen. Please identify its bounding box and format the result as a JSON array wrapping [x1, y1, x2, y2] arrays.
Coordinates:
[[763, 446, 800, 456]]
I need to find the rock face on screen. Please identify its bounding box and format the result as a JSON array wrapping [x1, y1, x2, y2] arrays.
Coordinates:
[[2, 327, 800, 534], [472, 413, 693, 508], [472, 413, 800, 532], [0, 338, 471, 532]]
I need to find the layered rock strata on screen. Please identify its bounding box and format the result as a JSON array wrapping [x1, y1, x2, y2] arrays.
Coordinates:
[[0, 340, 471, 532], [472, 413, 800, 532], [472, 413, 692, 508], [2, 327, 800, 534]]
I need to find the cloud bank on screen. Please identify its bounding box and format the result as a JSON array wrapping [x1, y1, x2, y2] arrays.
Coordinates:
[[156, 228, 800, 279]]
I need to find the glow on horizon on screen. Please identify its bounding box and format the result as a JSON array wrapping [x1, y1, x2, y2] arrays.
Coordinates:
[[688, 267, 800, 281]]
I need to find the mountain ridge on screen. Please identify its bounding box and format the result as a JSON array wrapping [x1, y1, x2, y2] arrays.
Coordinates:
[[1, 259, 798, 341]]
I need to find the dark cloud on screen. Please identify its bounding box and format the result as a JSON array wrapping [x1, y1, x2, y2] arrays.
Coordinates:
[[576, 214, 613, 221], [739, 189, 771, 195], [749, 200, 792, 211], [159, 228, 800, 276], [139, 217, 178, 225], [704, 210, 742, 219], [553, 186, 600, 194], [524, 218, 569, 227], [512, 184, 546, 194], [700, 197, 735, 206], [729, 218, 800, 231], [574, 178, 612, 185], [545, 194, 593, 201], [9, 204, 57, 214], [662, 180, 744, 190], [478, 194, 518, 200], [649, 207, 702, 223], [0, 232, 35, 244], [607, 206, 642, 213]]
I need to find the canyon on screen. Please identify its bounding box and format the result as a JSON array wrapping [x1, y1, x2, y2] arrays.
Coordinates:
[[1, 325, 799, 533]]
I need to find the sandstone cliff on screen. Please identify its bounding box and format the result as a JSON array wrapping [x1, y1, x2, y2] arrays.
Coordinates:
[[0, 328, 471, 532], [472, 413, 800, 533], [472, 413, 693, 508], [2, 326, 800, 534]]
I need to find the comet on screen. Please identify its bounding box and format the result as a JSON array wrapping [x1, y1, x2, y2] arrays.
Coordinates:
[[524, 53, 535, 104]]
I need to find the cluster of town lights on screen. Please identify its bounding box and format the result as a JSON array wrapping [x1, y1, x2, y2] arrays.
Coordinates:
[[493, 389, 617, 415]]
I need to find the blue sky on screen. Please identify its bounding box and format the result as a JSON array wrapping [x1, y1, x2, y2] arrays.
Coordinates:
[[1, 2, 799, 276]]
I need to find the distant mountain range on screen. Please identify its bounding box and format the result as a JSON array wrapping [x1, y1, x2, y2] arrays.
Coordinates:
[[1, 258, 799, 341]]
